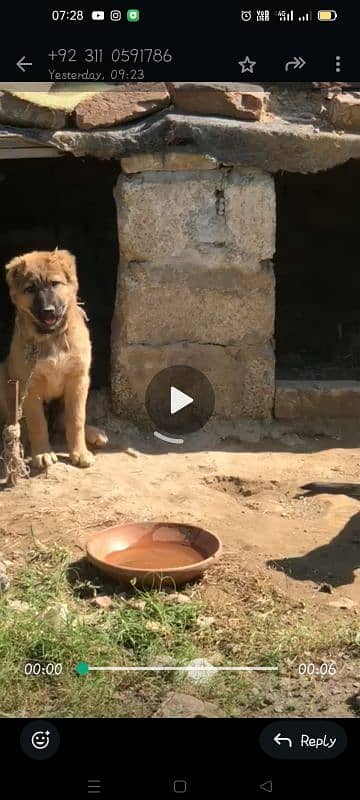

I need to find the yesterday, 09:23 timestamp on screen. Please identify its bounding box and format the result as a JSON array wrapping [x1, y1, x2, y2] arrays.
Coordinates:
[[110, 69, 145, 80]]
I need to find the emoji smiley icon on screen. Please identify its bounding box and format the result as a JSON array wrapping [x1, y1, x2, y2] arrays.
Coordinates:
[[31, 730, 51, 750]]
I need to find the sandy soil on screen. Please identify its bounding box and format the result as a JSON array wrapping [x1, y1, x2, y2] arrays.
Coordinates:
[[2, 414, 360, 606]]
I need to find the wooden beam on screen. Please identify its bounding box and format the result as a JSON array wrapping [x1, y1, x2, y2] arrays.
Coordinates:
[[0, 147, 61, 158]]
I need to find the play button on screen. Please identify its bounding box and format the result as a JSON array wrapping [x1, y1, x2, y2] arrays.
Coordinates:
[[145, 365, 215, 436], [171, 386, 194, 415]]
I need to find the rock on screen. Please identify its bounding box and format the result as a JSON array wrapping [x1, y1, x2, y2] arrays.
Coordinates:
[[74, 83, 170, 129], [121, 151, 218, 173], [185, 658, 217, 684], [197, 616, 216, 629], [168, 82, 267, 121], [165, 593, 192, 604], [38, 603, 69, 629], [128, 598, 146, 611], [0, 566, 10, 592], [124, 448, 139, 458], [8, 599, 30, 612], [153, 691, 225, 718], [328, 92, 360, 130], [275, 380, 360, 419], [91, 594, 113, 610], [145, 620, 168, 634], [39, 114, 360, 174], [329, 597, 357, 610], [0, 91, 69, 129], [318, 583, 333, 594]]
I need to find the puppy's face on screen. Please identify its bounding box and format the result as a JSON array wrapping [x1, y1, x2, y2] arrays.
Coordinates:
[[5, 250, 78, 335]]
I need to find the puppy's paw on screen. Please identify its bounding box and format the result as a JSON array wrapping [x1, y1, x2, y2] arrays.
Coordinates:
[[70, 449, 95, 468], [85, 424, 108, 448], [33, 451, 58, 469]]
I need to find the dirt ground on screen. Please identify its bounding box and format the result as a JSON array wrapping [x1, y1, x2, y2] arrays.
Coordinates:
[[2, 415, 360, 603], [1, 406, 360, 715]]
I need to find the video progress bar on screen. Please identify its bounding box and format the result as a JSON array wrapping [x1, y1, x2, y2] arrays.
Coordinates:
[[77, 664, 277, 673]]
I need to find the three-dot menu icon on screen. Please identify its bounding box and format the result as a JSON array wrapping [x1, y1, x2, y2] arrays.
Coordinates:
[[87, 778, 101, 795]]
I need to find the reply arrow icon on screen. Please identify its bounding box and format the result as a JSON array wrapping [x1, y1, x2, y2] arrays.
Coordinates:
[[273, 732, 293, 748]]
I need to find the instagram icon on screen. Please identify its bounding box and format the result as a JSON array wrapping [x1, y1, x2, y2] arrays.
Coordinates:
[[110, 9, 122, 21]]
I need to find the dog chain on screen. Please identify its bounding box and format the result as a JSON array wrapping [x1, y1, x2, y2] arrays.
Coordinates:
[[0, 341, 39, 484], [18, 340, 40, 420], [2, 326, 71, 484]]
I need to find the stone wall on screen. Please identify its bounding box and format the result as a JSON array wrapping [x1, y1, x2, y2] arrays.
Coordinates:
[[2, 82, 360, 422], [111, 155, 276, 423]]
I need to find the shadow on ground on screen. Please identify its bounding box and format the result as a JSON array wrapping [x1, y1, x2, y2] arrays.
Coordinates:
[[269, 482, 360, 587]]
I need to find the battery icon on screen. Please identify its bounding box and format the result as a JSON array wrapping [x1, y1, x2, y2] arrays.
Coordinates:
[[317, 10, 337, 21]]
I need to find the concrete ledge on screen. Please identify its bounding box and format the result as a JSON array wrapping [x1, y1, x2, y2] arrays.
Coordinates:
[[14, 113, 360, 174], [275, 380, 360, 419]]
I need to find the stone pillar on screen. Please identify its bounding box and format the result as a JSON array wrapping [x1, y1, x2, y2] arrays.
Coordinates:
[[111, 153, 276, 424]]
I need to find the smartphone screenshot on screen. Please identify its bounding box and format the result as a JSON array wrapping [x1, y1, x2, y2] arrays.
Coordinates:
[[0, 3, 358, 796]]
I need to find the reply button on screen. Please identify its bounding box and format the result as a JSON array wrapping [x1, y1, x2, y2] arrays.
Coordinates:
[[300, 733, 337, 751], [260, 721, 347, 760]]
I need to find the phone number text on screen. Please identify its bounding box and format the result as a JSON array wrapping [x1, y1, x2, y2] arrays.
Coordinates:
[[48, 48, 173, 63]]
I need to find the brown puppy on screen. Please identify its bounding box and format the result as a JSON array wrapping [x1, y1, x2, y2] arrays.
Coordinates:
[[0, 249, 107, 468]]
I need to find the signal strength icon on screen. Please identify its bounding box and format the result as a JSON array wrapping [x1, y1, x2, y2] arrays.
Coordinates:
[[298, 11, 312, 22], [278, 10, 294, 22]]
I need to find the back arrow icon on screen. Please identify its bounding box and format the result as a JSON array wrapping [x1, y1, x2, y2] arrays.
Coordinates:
[[260, 780, 273, 793], [285, 56, 306, 71], [274, 732, 292, 747], [17, 56, 33, 73]]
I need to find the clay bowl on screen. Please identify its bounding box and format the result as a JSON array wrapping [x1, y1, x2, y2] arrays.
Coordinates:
[[86, 521, 222, 588]]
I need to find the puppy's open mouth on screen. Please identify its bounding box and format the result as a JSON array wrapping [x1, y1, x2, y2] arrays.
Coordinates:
[[36, 311, 61, 332]]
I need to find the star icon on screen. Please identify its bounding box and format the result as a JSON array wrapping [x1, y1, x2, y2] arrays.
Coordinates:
[[238, 55, 256, 74]]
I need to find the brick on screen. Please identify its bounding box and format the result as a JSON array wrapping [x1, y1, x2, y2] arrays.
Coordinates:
[[111, 342, 274, 422], [115, 168, 276, 266], [328, 92, 360, 130], [167, 82, 267, 121], [275, 380, 360, 419], [121, 151, 217, 173], [225, 170, 276, 260], [75, 83, 170, 129], [123, 264, 275, 346]]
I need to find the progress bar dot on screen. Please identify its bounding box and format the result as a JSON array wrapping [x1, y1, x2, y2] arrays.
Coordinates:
[[76, 661, 89, 676]]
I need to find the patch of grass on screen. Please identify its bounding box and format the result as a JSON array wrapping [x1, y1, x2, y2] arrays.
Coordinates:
[[0, 546, 359, 717]]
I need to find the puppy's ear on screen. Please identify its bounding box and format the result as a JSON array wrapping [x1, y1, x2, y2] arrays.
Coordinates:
[[5, 255, 25, 289], [53, 249, 78, 291]]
